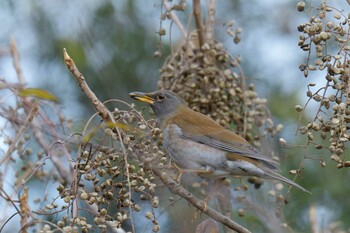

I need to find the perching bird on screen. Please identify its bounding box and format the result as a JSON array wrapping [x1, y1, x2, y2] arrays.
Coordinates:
[[129, 90, 310, 193]]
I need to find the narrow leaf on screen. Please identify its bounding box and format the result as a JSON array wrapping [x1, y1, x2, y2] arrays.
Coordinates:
[[18, 88, 59, 102]]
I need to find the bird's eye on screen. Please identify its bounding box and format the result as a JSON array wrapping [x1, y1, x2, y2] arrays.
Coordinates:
[[156, 94, 165, 101]]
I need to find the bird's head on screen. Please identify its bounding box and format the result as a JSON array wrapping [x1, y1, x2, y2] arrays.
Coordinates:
[[129, 90, 186, 125]]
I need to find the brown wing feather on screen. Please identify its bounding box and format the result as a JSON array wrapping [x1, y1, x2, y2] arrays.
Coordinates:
[[166, 106, 279, 169]]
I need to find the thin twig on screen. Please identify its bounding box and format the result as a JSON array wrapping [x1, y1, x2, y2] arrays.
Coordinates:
[[63, 48, 252, 233], [63, 48, 111, 121], [309, 204, 319, 233], [19, 188, 29, 233], [205, 0, 216, 41], [18, 219, 63, 233], [0, 102, 38, 165], [163, 0, 195, 49], [9, 37, 75, 181], [163, 1, 188, 39], [0, 212, 20, 233], [193, 0, 205, 48], [10, 37, 25, 84]]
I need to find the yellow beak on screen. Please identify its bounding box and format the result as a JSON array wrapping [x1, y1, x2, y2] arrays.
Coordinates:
[[129, 92, 154, 104]]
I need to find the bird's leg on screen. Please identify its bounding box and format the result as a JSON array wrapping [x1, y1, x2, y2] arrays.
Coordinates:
[[172, 163, 184, 182], [172, 163, 213, 183]]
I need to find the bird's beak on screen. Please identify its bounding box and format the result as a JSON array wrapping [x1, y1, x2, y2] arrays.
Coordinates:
[[129, 92, 154, 104]]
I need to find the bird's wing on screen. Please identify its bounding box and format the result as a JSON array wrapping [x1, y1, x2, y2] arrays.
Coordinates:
[[181, 132, 279, 169], [168, 107, 279, 169]]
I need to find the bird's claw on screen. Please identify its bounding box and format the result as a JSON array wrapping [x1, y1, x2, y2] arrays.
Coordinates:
[[172, 163, 213, 183], [201, 196, 210, 211], [172, 163, 184, 183]]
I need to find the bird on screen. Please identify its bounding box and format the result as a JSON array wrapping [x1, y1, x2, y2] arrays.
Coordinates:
[[129, 90, 310, 193]]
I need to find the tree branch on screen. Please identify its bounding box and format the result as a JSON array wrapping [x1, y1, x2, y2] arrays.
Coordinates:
[[19, 188, 29, 233], [163, 1, 188, 40], [163, 1, 195, 50], [10, 37, 25, 84], [63, 49, 113, 122], [205, 0, 216, 41], [193, 0, 205, 48], [0, 101, 38, 165]]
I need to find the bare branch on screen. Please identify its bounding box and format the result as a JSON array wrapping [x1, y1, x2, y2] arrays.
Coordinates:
[[193, 0, 205, 48], [162, 1, 196, 50], [63, 48, 113, 122], [205, 0, 216, 41], [10, 37, 25, 84], [163, 1, 188, 40], [0, 101, 38, 165], [19, 188, 29, 233], [309, 205, 319, 233]]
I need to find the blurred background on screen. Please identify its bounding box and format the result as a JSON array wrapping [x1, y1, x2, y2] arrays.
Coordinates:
[[0, 0, 349, 232]]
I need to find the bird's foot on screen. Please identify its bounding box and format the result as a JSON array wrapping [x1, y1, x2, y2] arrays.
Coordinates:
[[172, 163, 184, 182], [172, 163, 213, 183], [201, 199, 209, 211]]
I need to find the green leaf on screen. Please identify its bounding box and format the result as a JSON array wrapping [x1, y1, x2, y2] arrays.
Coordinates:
[[18, 88, 59, 102]]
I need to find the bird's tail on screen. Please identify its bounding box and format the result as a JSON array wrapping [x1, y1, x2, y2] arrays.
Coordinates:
[[263, 169, 311, 194]]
